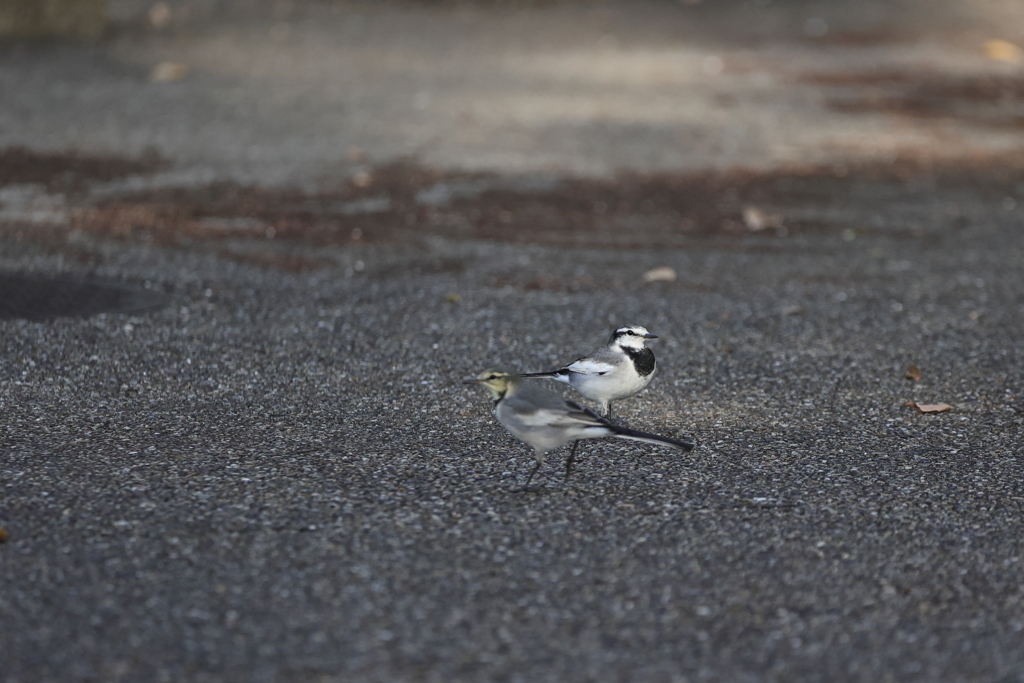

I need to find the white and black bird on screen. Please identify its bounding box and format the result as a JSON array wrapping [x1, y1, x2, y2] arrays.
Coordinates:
[[465, 369, 694, 491], [521, 325, 659, 419]]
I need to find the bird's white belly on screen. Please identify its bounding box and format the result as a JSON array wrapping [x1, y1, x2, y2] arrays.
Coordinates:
[[571, 369, 652, 401]]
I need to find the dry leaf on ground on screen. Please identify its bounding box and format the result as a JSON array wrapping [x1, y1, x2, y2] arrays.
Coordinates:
[[150, 62, 188, 82], [984, 39, 1023, 63], [905, 364, 922, 381], [643, 266, 676, 283], [905, 401, 953, 413], [742, 206, 783, 232], [149, 2, 172, 28]]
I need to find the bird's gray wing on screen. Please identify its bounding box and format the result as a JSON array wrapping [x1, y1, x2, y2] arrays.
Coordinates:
[[503, 383, 610, 429], [559, 397, 610, 426], [564, 345, 623, 375]]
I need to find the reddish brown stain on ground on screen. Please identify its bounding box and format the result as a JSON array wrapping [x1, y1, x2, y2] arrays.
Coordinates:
[[0, 146, 166, 190], [802, 69, 1024, 130], [3, 146, 1024, 269]]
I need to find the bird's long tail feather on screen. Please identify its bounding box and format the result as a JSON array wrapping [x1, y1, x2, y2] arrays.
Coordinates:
[[612, 426, 695, 451], [520, 369, 570, 379]]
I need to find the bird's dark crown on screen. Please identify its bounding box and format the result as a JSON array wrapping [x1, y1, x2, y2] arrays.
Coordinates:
[[609, 325, 655, 347]]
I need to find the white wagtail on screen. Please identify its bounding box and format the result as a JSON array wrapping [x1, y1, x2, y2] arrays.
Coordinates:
[[521, 325, 658, 420], [466, 369, 695, 491]]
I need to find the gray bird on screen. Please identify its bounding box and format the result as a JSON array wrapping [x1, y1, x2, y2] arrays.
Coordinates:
[[520, 324, 658, 420], [465, 369, 694, 491]]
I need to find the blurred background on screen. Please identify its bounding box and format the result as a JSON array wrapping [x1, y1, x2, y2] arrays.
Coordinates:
[[3, 0, 1024, 182], [2, 0, 1024, 266]]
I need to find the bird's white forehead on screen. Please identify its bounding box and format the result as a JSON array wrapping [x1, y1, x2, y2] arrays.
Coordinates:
[[615, 325, 650, 335]]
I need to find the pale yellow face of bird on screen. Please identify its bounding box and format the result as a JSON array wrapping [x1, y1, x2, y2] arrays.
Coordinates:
[[465, 369, 517, 400]]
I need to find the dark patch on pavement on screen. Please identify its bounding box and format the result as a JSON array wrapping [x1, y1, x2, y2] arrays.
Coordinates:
[[4, 147, 1024, 275], [0, 271, 168, 320], [0, 146, 166, 192], [50, 151, 1024, 255], [804, 69, 1024, 130], [805, 27, 917, 46]]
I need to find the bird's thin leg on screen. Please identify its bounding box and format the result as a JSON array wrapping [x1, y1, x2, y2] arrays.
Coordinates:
[[516, 460, 544, 492], [565, 441, 580, 481]]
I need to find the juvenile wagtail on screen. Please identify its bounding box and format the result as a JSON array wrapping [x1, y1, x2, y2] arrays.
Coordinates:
[[466, 369, 694, 491]]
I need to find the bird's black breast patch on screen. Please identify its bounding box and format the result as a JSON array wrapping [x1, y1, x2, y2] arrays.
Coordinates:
[[624, 347, 656, 376]]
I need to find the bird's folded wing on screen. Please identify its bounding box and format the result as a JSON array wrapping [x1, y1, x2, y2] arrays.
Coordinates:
[[511, 404, 605, 428], [564, 357, 616, 375], [552, 401, 610, 428], [562, 398, 607, 422]]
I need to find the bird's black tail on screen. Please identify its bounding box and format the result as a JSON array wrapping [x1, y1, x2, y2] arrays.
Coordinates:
[[612, 426, 696, 451]]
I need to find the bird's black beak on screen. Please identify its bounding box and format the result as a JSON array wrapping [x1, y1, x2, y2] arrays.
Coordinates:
[[463, 378, 483, 384], [644, 333, 658, 339]]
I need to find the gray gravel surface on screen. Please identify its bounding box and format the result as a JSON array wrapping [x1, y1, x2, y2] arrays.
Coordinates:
[[4, 188, 1024, 682], [4, 1, 1024, 682]]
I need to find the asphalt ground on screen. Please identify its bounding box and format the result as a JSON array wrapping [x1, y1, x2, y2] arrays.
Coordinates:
[[3, 2, 1024, 682]]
